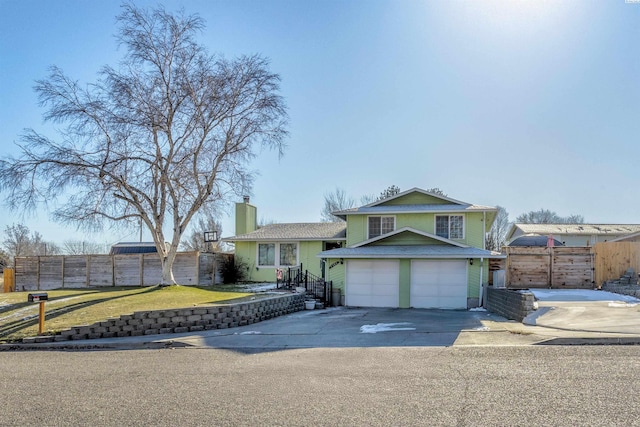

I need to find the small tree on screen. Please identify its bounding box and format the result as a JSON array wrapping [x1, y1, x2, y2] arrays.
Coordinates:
[[485, 206, 510, 252], [0, 4, 287, 284], [377, 185, 401, 201], [425, 187, 447, 197]]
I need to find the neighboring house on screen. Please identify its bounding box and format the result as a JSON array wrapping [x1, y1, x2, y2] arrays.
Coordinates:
[[507, 224, 640, 247], [610, 231, 640, 243], [225, 188, 503, 309], [109, 242, 160, 255]]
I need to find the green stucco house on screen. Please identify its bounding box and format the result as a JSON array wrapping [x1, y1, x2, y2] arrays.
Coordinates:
[[225, 188, 504, 309]]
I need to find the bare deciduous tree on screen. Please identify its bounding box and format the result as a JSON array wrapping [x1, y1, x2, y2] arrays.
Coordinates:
[[2, 223, 60, 259], [485, 205, 510, 252], [321, 188, 355, 222], [0, 4, 287, 284], [516, 209, 584, 224], [63, 240, 107, 255], [180, 215, 223, 253]]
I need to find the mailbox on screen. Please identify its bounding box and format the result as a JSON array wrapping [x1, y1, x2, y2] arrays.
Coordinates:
[[28, 292, 49, 302]]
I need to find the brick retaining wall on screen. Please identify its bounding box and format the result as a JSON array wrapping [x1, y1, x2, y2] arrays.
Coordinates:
[[24, 292, 305, 343], [485, 286, 536, 322]]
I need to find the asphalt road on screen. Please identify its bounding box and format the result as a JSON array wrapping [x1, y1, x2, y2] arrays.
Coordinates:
[[2, 346, 640, 426]]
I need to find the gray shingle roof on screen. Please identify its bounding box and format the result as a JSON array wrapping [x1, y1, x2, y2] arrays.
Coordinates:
[[225, 222, 347, 241], [513, 224, 640, 236], [318, 245, 504, 259]]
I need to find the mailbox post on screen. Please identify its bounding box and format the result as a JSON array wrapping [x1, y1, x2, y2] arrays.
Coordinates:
[[28, 293, 48, 335]]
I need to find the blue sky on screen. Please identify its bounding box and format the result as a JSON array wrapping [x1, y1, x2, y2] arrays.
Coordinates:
[[1, 0, 640, 246]]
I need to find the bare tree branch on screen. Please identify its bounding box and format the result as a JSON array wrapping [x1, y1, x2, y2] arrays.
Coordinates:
[[0, 4, 288, 284]]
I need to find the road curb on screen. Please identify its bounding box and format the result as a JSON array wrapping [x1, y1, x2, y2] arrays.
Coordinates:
[[535, 337, 640, 346]]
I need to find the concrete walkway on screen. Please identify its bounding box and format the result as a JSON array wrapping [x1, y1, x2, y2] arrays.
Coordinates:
[[522, 289, 640, 336]]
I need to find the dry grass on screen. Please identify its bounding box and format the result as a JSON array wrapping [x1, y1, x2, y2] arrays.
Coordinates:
[[0, 285, 252, 342]]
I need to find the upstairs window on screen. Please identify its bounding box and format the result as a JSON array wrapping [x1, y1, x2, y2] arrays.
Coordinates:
[[368, 216, 395, 239], [435, 215, 464, 239]]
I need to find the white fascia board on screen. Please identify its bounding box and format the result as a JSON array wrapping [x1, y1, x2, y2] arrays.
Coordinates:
[[350, 227, 469, 249]]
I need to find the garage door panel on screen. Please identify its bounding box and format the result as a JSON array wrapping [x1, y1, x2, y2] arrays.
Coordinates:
[[346, 260, 399, 308], [371, 283, 398, 296], [411, 260, 467, 309], [349, 284, 373, 295]]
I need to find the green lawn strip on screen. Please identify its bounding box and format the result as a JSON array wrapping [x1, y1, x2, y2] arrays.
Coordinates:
[[0, 285, 253, 342]]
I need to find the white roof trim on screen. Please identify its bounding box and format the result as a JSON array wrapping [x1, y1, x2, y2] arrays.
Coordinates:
[[317, 245, 505, 259], [351, 227, 469, 248], [610, 231, 640, 242]]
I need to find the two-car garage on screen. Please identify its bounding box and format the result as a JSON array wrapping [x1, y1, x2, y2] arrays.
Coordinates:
[[345, 259, 468, 309]]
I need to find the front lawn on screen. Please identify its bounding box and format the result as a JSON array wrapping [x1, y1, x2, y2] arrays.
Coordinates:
[[0, 285, 253, 342]]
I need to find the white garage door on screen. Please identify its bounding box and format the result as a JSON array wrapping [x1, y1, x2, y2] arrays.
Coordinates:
[[346, 260, 399, 307], [411, 260, 467, 309]]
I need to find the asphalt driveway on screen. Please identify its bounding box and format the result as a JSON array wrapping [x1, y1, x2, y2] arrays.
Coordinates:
[[133, 306, 549, 350], [524, 289, 640, 334]]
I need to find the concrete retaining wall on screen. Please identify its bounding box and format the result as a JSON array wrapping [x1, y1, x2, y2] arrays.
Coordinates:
[[485, 286, 536, 322], [24, 293, 305, 343]]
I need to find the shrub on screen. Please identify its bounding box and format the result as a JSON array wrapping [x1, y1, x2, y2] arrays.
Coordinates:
[[220, 257, 248, 284]]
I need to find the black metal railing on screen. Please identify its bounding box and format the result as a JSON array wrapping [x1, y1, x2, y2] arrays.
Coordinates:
[[277, 264, 303, 289], [301, 270, 331, 305], [276, 264, 334, 306]]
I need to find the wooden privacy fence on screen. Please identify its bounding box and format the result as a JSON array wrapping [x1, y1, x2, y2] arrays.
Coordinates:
[[13, 252, 232, 291], [593, 242, 640, 285], [503, 242, 640, 289], [505, 246, 594, 289]]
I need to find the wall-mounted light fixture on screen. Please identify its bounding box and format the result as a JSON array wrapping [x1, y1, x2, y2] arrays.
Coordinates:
[[469, 258, 474, 265]]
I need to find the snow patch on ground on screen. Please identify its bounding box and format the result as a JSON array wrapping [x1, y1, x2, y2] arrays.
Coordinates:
[[608, 301, 639, 308], [360, 322, 415, 334], [0, 295, 81, 323], [469, 307, 487, 312], [529, 289, 640, 303], [236, 331, 262, 335], [474, 326, 490, 331], [240, 283, 279, 292]]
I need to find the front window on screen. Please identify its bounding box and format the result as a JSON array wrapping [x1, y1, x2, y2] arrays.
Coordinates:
[[258, 243, 275, 266], [279, 243, 297, 266], [258, 242, 298, 267], [435, 215, 464, 239], [368, 216, 395, 239]]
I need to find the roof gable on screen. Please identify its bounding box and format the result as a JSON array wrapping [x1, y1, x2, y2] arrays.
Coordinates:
[[366, 187, 468, 207], [332, 188, 496, 222], [351, 227, 469, 248]]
